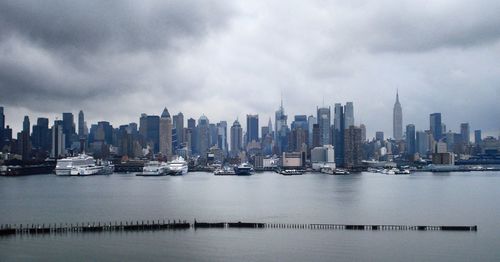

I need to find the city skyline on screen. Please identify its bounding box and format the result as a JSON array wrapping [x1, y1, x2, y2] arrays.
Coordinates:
[[0, 1, 499, 137], [0, 93, 496, 141]]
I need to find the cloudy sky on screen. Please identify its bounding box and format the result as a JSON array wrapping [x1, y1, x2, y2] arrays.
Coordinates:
[[1, 0, 499, 138]]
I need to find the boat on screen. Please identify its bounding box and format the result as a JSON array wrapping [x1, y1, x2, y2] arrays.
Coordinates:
[[320, 167, 349, 175], [137, 161, 168, 176], [332, 169, 350, 175], [69, 159, 113, 176], [234, 163, 254, 176], [55, 154, 99, 176], [1, 162, 56, 176], [214, 166, 236, 176], [280, 169, 304, 176], [394, 169, 410, 175], [167, 156, 189, 176]]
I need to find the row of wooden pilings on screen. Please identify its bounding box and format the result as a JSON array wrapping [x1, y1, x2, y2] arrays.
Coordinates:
[[0, 220, 478, 237]]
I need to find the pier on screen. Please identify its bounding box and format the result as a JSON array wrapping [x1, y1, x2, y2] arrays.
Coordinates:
[[0, 220, 478, 237]]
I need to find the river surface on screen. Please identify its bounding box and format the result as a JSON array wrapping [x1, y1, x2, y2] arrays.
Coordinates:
[[1, 171, 499, 261]]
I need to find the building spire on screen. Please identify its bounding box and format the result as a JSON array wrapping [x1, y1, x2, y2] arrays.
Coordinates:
[[280, 90, 283, 110], [396, 89, 399, 103]]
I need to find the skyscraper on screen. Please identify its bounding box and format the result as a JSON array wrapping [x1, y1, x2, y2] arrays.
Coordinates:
[[174, 112, 184, 147], [317, 107, 331, 146], [360, 124, 366, 142], [393, 91, 403, 140], [78, 110, 85, 138], [62, 112, 75, 148], [416, 131, 430, 156], [307, 115, 317, 147], [406, 124, 416, 156], [197, 115, 210, 156], [430, 113, 442, 141], [344, 126, 362, 169], [460, 123, 470, 145], [474, 130, 482, 144], [0, 106, 4, 148], [217, 121, 228, 154], [159, 107, 172, 159], [230, 119, 242, 157], [246, 114, 259, 145], [188, 118, 196, 154], [333, 103, 345, 166], [23, 115, 30, 135], [32, 117, 49, 152], [275, 99, 289, 153], [51, 120, 65, 158], [344, 102, 354, 128], [139, 113, 148, 139], [146, 115, 160, 153]]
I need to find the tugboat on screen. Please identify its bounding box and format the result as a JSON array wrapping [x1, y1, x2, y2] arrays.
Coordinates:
[[234, 163, 254, 176]]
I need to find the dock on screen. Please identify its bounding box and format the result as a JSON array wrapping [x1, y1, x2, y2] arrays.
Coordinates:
[[0, 220, 478, 237]]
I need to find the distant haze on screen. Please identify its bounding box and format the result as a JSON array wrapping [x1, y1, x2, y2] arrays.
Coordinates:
[[1, 0, 499, 138]]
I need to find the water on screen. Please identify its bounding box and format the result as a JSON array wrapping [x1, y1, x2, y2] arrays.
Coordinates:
[[1, 171, 499, 261]]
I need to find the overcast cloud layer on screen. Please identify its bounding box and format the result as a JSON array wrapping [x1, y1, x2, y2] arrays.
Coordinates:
[[1, 0, 499, 138]]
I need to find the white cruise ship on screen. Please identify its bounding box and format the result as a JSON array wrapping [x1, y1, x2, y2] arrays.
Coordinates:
[[138, 161, 169, 176], [167, 156, 188, 176], [55, 154, 112, 176]]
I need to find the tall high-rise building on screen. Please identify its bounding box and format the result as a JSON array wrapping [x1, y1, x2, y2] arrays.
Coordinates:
[[78, 110, 85, 137], [416, 131, 430, 156], [217, 121, 228, 154], [307, 115, 317, 147], [51, 120, 65, 158], [261, 126, 270, 139], [344, 126, 362, 169], [333, 103, 345, 167], [23, 115, 30, 135], [19, 129, 31, 161], [62, 112, 75, 148], [174, 112, 184, 147], [312, 124, 320, 148], [139, 113, 148, 139], [0, 106, 4, 148], [344, 102, 354, 128], [430, 113, 442, 141], [317, 107, 331, 146], [275, 99, 289, 153], [474, 130, 482, 144], [159, 108, 173, 159], [197, 115, 210, 156], [375, 131, 384, 142], [393, 91, 403, 140], [187, 118, 196, 154], [246, 114, 259, 145], [146, 115, 160, 153], [267, 117, 273, 136], [406, 124, 416, 156], [32, 117, 50, 151], [230, 119, 242, 157], [460, 123, 470, 145], [360, 124, 366, 142], [209, 123, 218, 147]]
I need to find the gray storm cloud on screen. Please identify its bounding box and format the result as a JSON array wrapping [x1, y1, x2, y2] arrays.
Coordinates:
[[0, 0, 499, 137]]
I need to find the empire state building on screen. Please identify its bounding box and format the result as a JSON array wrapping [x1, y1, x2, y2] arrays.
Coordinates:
[[393, 91, 403, 140]]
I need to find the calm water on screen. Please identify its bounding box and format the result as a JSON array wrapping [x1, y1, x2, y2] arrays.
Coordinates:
[[1, 171, 499, 261]]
